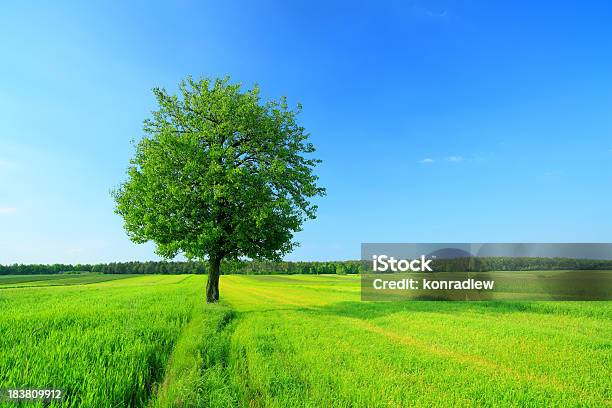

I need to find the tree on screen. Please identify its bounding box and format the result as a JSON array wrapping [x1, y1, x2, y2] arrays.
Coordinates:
[[113, 76, 325, 302]]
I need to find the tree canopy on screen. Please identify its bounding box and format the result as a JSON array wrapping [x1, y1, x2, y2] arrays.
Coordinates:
[[113, 76, 325, 301]]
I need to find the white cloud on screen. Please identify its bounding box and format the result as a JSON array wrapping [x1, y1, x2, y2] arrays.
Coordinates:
[[425, 9, 448, 17], [447, 156, 464, 162], [420, 156, 466, 164], [0, 207, 17, 215]]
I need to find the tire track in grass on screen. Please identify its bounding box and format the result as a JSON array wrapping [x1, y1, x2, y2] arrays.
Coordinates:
[[296, 314, 471, 406], [224, 281, 491, 405], [151, 301, 239, 408], [221, 276, 609, 406], [345, 317, 607, 405], [286, 310, 602, 406], [371, 307, 611, 398], [226, 277, 520, 381], [230, 305, 484, 407]]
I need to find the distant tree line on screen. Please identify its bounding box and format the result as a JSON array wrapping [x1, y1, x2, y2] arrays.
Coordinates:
[[1, 257, 611, 276], [222, 260, 365, 275], [0, 262, 205, 275], [0, 260, 364, 275], [429, 257, 612, 272]]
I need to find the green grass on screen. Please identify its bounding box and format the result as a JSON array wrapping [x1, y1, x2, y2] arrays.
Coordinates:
[[0, 273, 138, 288], [219, 275, 611, 407], [150, 302, 238, 408], [0, 273, 610, 407], [0, 275, 203, 407]]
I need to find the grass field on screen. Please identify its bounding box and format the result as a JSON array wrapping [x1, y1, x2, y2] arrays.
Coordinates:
[[0, 273, 139, 288], [0, 274, 610, 407]]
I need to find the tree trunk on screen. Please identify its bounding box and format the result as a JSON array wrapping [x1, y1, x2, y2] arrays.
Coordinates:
[[206, 256, 221, 303]]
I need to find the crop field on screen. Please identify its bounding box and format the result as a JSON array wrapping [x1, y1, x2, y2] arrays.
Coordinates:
[[0, 274, 610, 407], [0, 273, 139, 288]]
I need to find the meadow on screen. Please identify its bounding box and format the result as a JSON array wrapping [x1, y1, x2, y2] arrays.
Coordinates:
[[0, 274, 610, 407]]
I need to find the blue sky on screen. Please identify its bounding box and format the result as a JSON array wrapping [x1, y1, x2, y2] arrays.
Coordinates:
[[1, 1, 611, 264]]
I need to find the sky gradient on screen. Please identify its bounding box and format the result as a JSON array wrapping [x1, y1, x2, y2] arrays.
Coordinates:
[[1, 1, 611, 264]]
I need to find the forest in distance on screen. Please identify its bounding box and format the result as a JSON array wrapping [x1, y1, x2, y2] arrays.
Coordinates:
[[2, 257, 612, 276]]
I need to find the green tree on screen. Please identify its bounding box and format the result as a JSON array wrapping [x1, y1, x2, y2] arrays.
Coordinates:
[[113, 76, 325, 302]]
